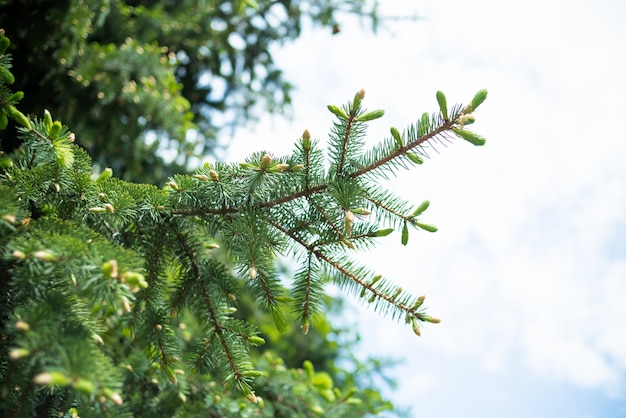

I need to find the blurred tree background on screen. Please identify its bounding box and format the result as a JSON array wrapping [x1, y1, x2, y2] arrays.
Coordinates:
[[0, 1, 411, 416], [0, 0, 379, 183]]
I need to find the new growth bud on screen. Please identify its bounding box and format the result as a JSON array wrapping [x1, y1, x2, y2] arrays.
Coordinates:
[[7, 106, 31, 130], [344, 210, 356, 223], [34, 371, 69, 386], [351, 208, 371, 216], [352, 89, 365, 112], [327, 105, 348, 120], [390, 126, 403, 148], [2, 214, 15, 224], [48, 121, 62, 140], [301, 317, 310, 335], [248, 266, 257, 280], [193, 174, 210, 181], [247, 336, 266, 346], [372, 228, 393, 237], [406, 152, 423, 165], [412, 320, 421, 337], [413, 295, 426, 310], [9, 348, 30, 359], [411, 200, 430, 217], [470, 89, 488, 111], [344, 210, 355, 236], [12, 250, 26, 260], [421, 315, 441, 324], [416, 222, 438, 233], [0, 34, 10, 55], [43, 109, 53, 130], [123, 272, 148, 293], [261, 153, 272, 169], [356, 109, 385, 122], [15, 320, 30, 331], [401, 222, 409, 246], [436, 90, 448, 121], [110, 392, 123, 406], [102, 259, 119, 278], [302, 129, 311, 150], [33, 250, 56, 261], [452, 128, 486, 146], [458, 114, 475, 130]]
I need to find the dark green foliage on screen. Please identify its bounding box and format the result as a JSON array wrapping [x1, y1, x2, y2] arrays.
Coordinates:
[[0, 28, 486, 417], [0, 0, 379, 183]]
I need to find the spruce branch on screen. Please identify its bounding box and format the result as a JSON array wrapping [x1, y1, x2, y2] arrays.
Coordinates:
[[168, 89, 486, 335], [2, 41, 487, 413], [170, 220, 257, 394], [265, 215, 422, 325]]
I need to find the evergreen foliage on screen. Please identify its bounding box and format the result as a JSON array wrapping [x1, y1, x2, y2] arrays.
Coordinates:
[[0, 0, 384, 183], [0, 28, 487, 417]]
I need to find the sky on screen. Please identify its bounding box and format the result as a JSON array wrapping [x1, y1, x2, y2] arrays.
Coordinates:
[[222, 1, 626, 416]]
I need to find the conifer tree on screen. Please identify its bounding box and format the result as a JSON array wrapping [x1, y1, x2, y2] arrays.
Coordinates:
[[0, 29, 487, 417], [0, 0, 384, 183]]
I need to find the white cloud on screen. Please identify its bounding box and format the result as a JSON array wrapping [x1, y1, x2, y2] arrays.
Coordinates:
[[522, 319, 620, 389]]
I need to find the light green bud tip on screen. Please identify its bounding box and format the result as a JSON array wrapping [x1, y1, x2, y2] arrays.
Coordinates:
[[327, 104, 348, 119], [7, 106, 31, 130], [416, 222, 438, 233], [247, 336, 265, 346], [401, 222, 409, 246], [124, 272, 148, 292], [373, 228, 393, 237], [452, 128, 486, 146], [406, 152, 423, 165], [33, 250, 57, 261], [436, 91, 448, 121], [302, 129, 311, 150], [97, 167, 113, 182], [390, 126, 402, 148], [48, 120, 62, 140], [471, 89, 488, 111], [0, 35, 10, 55], [411, 200, 430, 217], [356, 109, 384, 122]]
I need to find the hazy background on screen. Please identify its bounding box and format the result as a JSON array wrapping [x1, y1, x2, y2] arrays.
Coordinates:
[[223, 1, 626, 416]]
